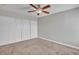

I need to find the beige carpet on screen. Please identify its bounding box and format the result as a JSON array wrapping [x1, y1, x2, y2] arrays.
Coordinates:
[[0, 38, 79, 55]]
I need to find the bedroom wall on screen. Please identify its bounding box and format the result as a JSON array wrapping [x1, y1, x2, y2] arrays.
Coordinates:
[[38, 7, 79, 47], [0, 9, 37, 46]]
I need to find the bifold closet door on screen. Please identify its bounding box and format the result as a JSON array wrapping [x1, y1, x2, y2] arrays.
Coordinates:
[[21, 19, 38, 40], [0, 16, 21, 45], [0, 16, 10, 45], [21, 19, 30, 40], [8, 17, 22, 43], [0, 16, 37, 45], [30, 19, 37, 38]]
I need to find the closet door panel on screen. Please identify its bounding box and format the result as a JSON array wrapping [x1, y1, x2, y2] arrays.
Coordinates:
[[0, 16, 37, 45], [8, 18, 21, 43], [0, 16, 21, 45], [22, 19, 30, 40], [30, 20, 37, 38], [0, 19, 9, 45]]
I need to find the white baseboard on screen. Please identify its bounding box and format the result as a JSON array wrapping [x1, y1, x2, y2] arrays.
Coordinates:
[[0, 37, 79, 49], [0, 38, 33, 46], [0, 37, 38, 46], [38, 37, 79, 49]]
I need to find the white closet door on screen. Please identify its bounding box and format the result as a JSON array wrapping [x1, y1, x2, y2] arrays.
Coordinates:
[[0, 16, 37, 45], [30, 20, 37, 38], [0, 17, 9, 45], [22, 19, 30, 40], [0, 16, 21, 45], [8, 18, 21, 43]]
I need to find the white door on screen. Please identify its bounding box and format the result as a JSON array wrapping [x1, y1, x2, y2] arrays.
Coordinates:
[[21, 19, 30, 40], [0, 16, 21, 45], [30, 19, 37, 38], [0, 16, 37, 45]]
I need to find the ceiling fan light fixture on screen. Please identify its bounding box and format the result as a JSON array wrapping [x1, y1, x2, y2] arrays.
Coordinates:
[[28, 4, 50, 15], [37, 10, 42, 13]]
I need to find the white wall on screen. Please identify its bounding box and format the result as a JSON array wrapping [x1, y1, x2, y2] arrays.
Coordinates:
[[0, 10, 37, 45], [38, 7, 79, 47]]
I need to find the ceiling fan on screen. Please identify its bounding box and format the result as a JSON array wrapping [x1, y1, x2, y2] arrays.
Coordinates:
[[28, 4, 50, 15]]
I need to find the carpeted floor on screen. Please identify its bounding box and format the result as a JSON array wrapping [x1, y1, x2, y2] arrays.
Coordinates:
[[0, 38, 79, 55]]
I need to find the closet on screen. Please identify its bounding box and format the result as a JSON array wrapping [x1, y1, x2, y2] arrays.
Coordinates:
[[0, 16, 37, 45]]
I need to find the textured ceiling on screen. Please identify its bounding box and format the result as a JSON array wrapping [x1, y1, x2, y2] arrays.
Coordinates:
[[0, 4, 79, 17]]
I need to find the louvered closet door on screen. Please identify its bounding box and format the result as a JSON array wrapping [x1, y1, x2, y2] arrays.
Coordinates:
[[0, 16, 37, 45], [0, 16, 21, 45], [21, 19, 30, 40], [0, 16, 10, 45], [30, 19, 37, 38], [8, 17, 22, 43]]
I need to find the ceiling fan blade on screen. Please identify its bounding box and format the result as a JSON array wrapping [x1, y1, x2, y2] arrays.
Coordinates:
[[28, 10, 36, 12], [42, 11, 49, 14], [42, 5, 50, 9], [30, 4, 38, 9]]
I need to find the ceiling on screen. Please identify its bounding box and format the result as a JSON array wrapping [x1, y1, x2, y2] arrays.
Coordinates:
[[0, 4, 79, 17]]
